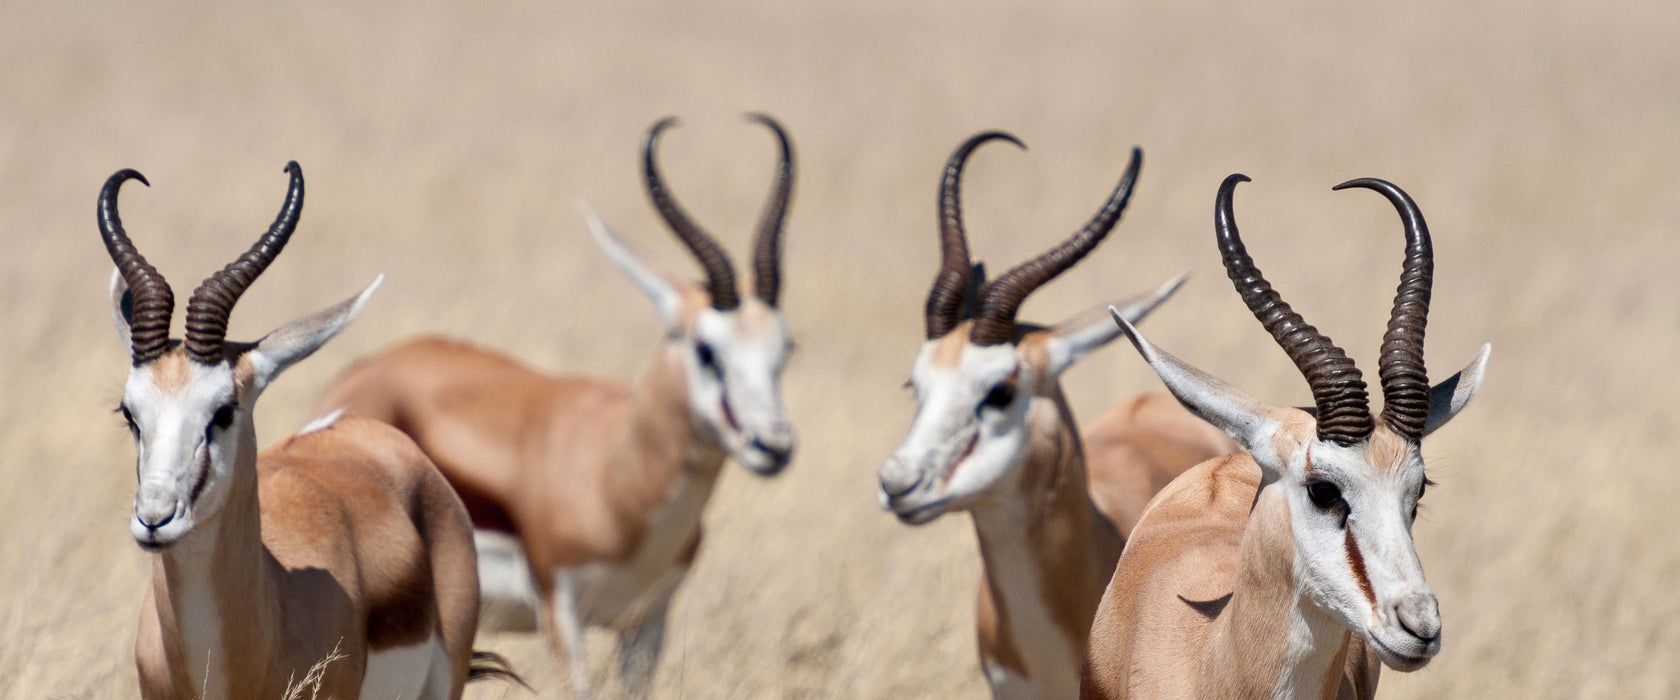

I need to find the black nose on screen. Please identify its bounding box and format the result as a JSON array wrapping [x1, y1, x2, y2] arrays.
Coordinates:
[[751, 437, 793, 465], [137, 508, 174, 530]]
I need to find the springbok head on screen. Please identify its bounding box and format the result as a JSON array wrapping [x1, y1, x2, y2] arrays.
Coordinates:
[[877, 132, 1181, 525], [102, 163, 381, 551], [1113, 175, 1490, 671], [581, 114, 797, 476]]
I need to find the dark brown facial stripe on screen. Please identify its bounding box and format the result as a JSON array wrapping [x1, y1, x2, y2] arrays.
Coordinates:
[[1345, 528, 1376, 606]]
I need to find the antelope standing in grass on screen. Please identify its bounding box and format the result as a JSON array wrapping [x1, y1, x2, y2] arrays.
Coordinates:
[[877, 133, 1236, 700], [100, 163, 513, 699], [1081, 175, 1491, 699], [314, 115, 797, 697]]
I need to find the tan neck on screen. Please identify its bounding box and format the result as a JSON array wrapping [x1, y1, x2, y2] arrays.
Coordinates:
[[150, 424, 279, 697], [1201, 482, 1350, 699], [970, 388, 1122, 690], [601, 344, 727, 558]]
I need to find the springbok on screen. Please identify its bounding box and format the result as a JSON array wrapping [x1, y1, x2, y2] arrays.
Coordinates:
[[1080, 175, 1491, 699], [314, 115, 797, 696], [100, 163, 513, 699], [877, 132, 1236, 699]]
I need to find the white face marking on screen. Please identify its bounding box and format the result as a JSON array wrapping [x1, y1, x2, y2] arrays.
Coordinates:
[[685, 299, 796, 476], [123, 359, 245, 551], [878, 340, 1033, 524], [1271, 434, 1440, 671]]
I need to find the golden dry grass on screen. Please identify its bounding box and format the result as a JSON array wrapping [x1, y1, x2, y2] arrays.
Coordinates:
[[1, 1, 1675, 697]]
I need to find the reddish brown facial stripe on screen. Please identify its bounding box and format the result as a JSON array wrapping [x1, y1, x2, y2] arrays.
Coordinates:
[[1345, 529, 1376, 606]]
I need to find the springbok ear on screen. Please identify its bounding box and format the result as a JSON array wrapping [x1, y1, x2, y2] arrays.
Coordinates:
[[580, 200, 684, 329], [1045, 272, 1187, 377], [1421, 343, 1491, 438], [1110, 306, 1287, 467], [109, 269, 134, 350], [245, 275, 383, 395]]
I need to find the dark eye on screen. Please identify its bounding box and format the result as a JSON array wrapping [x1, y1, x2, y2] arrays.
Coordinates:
[[981, 384, 1015, 411], [695, 343, 721, 376], [210, 405, 237, 433], [118, 405, 138, 436], [1306, 481, 1343, 510]]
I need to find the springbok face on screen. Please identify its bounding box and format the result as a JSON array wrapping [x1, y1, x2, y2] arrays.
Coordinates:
[[581, 114, 798, 476], [1114, 174, 1490, 671], [877, 132, 1170, 524], [102, 163, 380, 551]]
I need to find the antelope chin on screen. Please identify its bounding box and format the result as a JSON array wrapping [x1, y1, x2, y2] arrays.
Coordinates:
[[1365, 628, 1439, 672]]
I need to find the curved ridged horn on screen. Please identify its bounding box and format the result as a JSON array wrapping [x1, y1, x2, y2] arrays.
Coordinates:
[[1334, 178, 1432, 441], [926, 131, 1023, 339], [1216, 174, 1372, 445], [99, 169, 174, 365], [183, 161, 304, 364], [969, 147, 1142, 346], [747, 113, 794, 307], [643, 117, 740, 311]]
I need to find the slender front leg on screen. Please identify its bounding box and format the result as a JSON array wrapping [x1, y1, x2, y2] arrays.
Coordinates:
[[549, 572, 593, 699], [615, 587, 675, 700]]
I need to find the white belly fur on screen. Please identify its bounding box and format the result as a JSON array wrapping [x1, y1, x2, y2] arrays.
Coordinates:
[[361, 636, 450, 700], [473, 529, 540, 632]]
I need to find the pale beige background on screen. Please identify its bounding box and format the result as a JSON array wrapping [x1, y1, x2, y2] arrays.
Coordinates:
[[0, 1, 1674, 697]]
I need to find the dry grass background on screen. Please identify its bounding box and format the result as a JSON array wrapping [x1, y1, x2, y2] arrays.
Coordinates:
[[0, 1, 1674, 697]]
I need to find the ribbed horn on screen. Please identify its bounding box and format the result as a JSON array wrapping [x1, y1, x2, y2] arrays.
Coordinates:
[[747, 113, 794, 307], [926, 131, 1022, 339], [969, 147, 1142, 346], [643, 117, 740, 311], [1216, 174, 1372, 445], [99, 169, 174, 365], [1334, 178, 1432, 441], [183, 161, 304, 364]]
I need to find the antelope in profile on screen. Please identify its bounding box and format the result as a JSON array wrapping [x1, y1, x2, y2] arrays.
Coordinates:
[[1081, 175, 1491, 699], [100, 163, 513, 699], [877, 133, 1236, 699], [315, 115, 797, 697]]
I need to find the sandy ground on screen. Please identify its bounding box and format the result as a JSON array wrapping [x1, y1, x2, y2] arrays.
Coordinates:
[[0, 1, 1675, 697]]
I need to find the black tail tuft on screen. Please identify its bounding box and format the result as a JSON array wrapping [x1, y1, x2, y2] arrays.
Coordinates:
[[468, 650, 531, 691]]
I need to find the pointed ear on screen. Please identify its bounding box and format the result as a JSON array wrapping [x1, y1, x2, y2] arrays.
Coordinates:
[[1110, 305, 1288, 467], [1045, 272, 1187, 376], [580, 200, 683, 328], [109, 269, 134, 350], [1421, 343, 1491, 437], [245, 275, 383, 395]]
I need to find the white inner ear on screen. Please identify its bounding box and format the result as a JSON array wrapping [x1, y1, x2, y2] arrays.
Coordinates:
[[1110, 306, 1284, 466], [1421, 343, 1491, 437], [1046, 272, 1188, 376], [580, 200, 683, 328], [109, 268, 133, 348], [247, 275, 383, 396]]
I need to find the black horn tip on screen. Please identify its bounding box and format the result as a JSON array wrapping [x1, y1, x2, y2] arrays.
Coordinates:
[[106, 169, 151, 188], [646, 117, 680, 145], [1215, 174, 1251, 230], [744, 112, 785, 133], [284, 160, 301, 175], [746, 112, 794, 158], [1331, 177, 1396, 193], [979, 130, 1027, 151]]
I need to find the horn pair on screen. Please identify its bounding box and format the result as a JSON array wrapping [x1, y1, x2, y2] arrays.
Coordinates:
[[99, 162, 305, 366], [643, 114, 794, 310], [924, 132, 1143, 346], [1216, 175, 1434, 444]]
